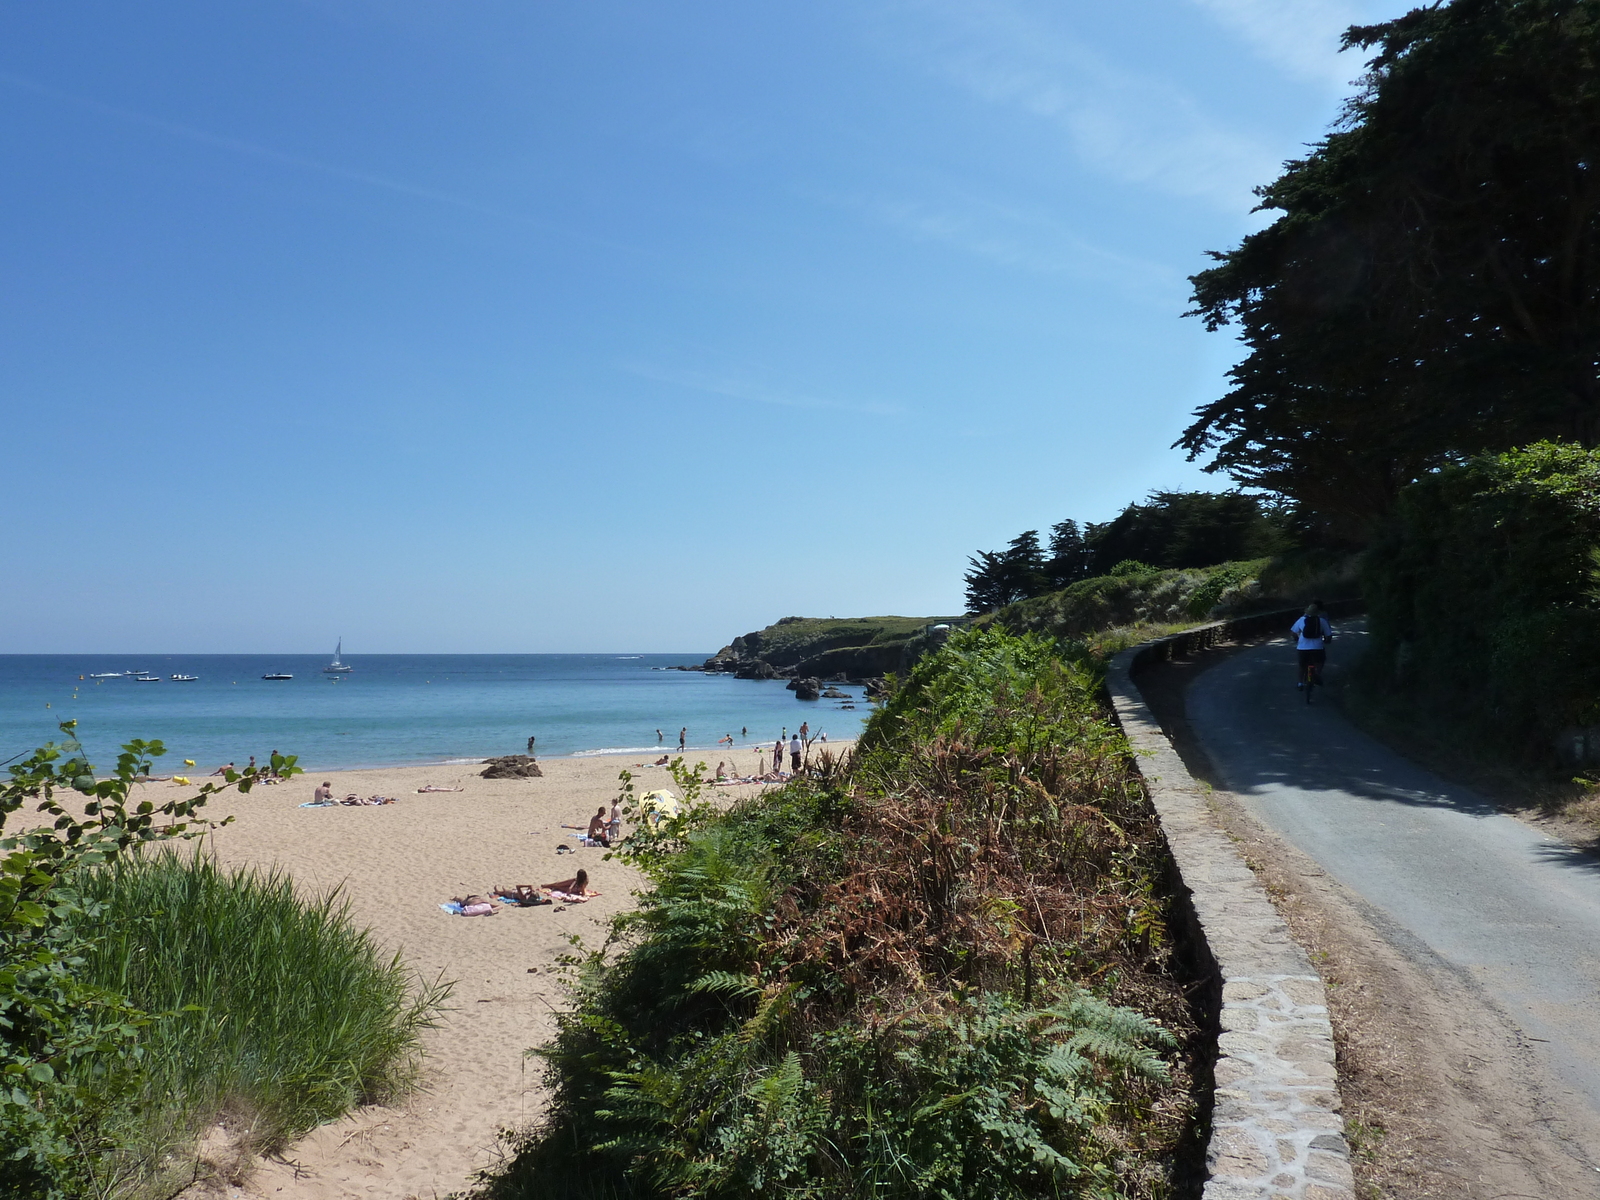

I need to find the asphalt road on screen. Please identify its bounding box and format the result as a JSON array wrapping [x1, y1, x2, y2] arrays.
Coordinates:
[[1185, 625, 1600, 1124]]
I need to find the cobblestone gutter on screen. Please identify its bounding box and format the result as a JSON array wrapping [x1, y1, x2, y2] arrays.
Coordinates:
[[1109, 616, 1357, 1200]]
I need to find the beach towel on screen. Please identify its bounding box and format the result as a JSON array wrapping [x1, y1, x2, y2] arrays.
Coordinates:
[[300, 800, 336, 808], [439, 901, 464, 915]]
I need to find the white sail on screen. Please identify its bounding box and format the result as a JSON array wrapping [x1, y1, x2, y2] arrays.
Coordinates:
[[323, 637, 353, 673]]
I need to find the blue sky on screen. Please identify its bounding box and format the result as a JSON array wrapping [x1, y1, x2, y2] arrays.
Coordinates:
[[1, 0, 1404, 652]]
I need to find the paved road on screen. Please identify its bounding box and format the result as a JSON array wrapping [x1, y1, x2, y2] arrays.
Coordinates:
[[1186, 625, 1600, 1124]]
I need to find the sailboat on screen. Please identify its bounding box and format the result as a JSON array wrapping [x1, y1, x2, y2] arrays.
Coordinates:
[[322, 638, 353, 674]]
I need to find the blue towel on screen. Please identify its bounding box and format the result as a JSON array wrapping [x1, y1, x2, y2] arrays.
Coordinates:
[[439, 901, 463, 915]]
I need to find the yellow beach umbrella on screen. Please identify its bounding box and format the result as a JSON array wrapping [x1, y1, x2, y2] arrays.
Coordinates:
[[639, 790, 680, 824]]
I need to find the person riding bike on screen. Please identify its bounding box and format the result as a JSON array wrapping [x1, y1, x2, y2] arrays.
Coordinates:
[[1291, 601, 1333, 692]]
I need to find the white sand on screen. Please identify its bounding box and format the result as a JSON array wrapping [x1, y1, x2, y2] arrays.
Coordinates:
[[161, 747, 835, 1198]]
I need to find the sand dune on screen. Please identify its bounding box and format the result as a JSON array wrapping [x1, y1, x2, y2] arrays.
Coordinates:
[[174, 750, 784, 1199]]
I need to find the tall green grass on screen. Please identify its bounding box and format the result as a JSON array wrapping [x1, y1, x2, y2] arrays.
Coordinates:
[[69, 849, 448, 1195]]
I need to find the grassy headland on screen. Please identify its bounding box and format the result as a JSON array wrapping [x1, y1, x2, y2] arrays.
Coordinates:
[[703, 614, 965, 681]]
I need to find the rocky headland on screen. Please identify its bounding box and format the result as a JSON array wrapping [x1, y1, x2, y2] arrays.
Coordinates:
[[698, 614, 968, 688]]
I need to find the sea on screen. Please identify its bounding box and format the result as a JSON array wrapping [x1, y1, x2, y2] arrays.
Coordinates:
[[0, 655, 874, 774]]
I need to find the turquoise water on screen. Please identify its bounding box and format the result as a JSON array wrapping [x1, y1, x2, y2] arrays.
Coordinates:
[[0, 655, 871, 773]]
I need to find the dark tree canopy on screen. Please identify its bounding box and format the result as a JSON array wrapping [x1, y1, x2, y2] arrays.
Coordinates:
[[1086, 491, 1284, 575], [963, 531, 1047, 613], [1045, 520, 1094, 591], [963, 494, 1280, 612], [1180, 0, 1600, 535]]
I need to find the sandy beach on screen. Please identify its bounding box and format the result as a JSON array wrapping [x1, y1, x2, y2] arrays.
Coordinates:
[[162, 746, 831, 1199]]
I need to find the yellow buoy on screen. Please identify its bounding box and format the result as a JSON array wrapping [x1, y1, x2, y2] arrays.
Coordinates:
[[183, 759, 195, 767]]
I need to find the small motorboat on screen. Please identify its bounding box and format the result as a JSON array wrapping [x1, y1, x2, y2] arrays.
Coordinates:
[[134, 675, 161, 682], [89, 671, 124, 678], [262, 673, 293, 681], [170, 674, 199, 682]]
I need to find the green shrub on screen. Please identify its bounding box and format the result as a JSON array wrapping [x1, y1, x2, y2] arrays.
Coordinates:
[[480, 628, 1194, 1200], [70, 850, 447, 1193], [992, 559, 1270, 646], [1362, 441, 1600, 757], [0, 729, 274, 1200]]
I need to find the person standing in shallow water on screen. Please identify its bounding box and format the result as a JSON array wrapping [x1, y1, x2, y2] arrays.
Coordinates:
[[526, 735, 536, 754], [679, 727, 686, 752], [656, 729, 663, 743]]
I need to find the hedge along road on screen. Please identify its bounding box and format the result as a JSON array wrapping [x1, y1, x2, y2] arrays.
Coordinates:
[[1183, 624, 1600, 1139]]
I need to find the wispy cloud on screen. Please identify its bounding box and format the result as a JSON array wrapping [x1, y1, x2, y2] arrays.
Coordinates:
[[0, 70, 539, 225], [624, 364, 907, 417], [867, 0, 1281, 214], [819, 187, 1187, 306], [1186, 0, 1367, 87]]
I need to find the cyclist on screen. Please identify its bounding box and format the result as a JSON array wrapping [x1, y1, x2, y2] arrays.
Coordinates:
[[1292, 601, 1332, 692]]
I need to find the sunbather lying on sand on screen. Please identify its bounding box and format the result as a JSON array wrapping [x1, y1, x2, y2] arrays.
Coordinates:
[[543, 869, 599, 901], [417, 784, 462, 793], [491, 884, 551, 905], [450, 894, 499, 916]]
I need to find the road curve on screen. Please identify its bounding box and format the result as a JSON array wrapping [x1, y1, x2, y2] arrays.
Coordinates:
[[1185, 625, 1600, 1130]]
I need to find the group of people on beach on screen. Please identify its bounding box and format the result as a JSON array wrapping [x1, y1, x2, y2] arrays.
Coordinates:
[[208, 751, 288, 781], [450, 868, 600, 916], [708, 721, 829, 785]]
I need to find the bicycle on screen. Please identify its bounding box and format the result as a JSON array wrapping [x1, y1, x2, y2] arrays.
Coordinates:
[[1301, 656, 1323, 703], [1296, 631, 1332, 703]]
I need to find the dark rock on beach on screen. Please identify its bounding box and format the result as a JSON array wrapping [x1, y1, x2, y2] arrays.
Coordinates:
[[481, 755, 543, 779], [735, 660, 780, 680]]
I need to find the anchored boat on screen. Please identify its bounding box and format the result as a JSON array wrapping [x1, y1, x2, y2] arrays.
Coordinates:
[[322, 637, 353, 674]]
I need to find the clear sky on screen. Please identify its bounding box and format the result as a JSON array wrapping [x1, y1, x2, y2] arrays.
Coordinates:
[[2, 0, 1405, 652]]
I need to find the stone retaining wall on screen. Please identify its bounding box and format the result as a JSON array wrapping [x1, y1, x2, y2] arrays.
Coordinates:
[[1109, 609, 1359, 1199]]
